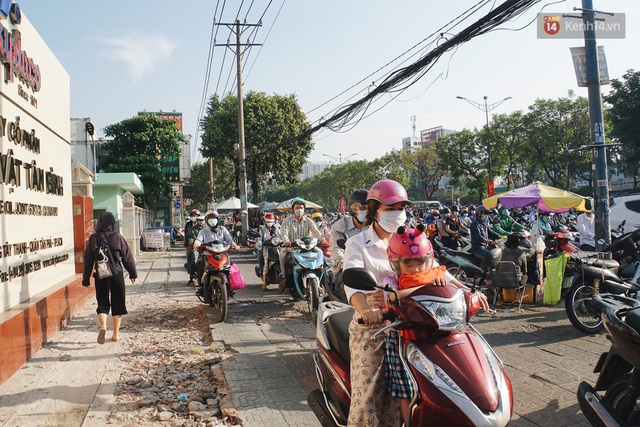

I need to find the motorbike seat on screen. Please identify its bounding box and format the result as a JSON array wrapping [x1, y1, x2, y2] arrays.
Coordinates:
[[625, 307, 640, 336], [325, 309, 353, 363]]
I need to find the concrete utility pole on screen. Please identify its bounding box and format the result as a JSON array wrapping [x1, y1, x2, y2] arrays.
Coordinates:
[[214, 20, 261, 242], [582, 0, 611, 250]]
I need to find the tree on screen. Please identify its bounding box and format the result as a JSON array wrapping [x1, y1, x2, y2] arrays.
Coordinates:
[[405, 146, 446, 199], [489, 111, 529, 190], [100, 115, 184, 207], [185, 161, 236, 210], [604, 69, 640, 189], [435, 129, 488, 201], [200, 92, 313, 202], [523, 94, 591, 189]]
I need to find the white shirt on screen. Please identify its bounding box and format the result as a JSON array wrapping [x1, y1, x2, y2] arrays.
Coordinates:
[[330, 215, 363, 273], [576, 213, 595, 247], [343, 225, 392, 302]]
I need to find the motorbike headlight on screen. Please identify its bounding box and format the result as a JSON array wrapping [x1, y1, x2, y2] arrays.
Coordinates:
[[271, 237, 281, 246], [416, 291, 467, 331], [406, 342, 466, 398]]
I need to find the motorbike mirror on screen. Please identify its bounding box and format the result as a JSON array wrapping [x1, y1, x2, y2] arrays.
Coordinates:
[[343, 268, 378, 291], [336, 238, 347, 250]]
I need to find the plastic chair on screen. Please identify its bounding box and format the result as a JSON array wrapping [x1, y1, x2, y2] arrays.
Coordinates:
[[492, 261, 528, 309]]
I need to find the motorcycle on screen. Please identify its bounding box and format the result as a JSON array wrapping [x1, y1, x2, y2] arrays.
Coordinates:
[[244, 227, 260, 247], [577, 293, 640, 426], [196, 240, 235, 323], [254, 236, 283, 287], [565, 224, 640, 334], [308, 267, 513, 426], [287, 237, 331, 321]]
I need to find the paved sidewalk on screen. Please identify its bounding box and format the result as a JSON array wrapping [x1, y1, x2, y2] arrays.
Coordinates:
[[0, 242, 613, 427]]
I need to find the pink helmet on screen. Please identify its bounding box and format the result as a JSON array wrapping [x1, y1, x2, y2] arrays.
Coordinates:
[[387, 224, 433, 272], [367, 179, 410, 206]]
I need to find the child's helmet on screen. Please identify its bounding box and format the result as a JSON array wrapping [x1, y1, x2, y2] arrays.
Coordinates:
[[387, 224, 433, 274]]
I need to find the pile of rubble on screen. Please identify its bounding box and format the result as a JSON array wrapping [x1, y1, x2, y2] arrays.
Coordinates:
[[106, 293, 240, 426]]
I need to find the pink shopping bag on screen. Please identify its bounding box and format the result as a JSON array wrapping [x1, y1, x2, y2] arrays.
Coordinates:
[[229, 263, 246, 291]]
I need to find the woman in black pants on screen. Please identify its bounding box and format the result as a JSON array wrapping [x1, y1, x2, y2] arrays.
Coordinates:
[[82, 212, 138, 344]]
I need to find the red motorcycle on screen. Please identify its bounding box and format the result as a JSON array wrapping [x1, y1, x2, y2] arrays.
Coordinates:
[[308, 267, 513, 426], [196, 241, 235, 323]]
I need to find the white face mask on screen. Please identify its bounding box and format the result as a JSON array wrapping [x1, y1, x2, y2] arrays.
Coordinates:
[[356, 210, 367, 223], [266, 221, 275, 227], [377, 210, 407, 233], [294, 208, 304, 217], [190, 216, 197, 222], [208, 218, 218, 227]]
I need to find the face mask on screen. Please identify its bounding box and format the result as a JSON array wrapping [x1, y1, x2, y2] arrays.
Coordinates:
[[190, 216, 197, 222], [356, 210, 367, 223], [463, 213, 468, 217], [266, 221, 274, 227], [377, 210, 407, 233], [542, 216, 550, 223], [315, 221, 322, 227], [208, 218, 218, 227], [482, 216, 489, 223], [444, 213, 450, 218], [294, 208, 304, 217]]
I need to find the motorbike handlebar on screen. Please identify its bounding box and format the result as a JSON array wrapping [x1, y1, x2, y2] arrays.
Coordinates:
[[357, 312, 395, 325]]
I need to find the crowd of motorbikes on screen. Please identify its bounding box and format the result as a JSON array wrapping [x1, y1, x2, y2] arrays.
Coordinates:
[[186, 206, 640, 426]]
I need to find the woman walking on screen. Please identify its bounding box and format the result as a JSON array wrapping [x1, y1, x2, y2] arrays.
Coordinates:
[[82, 211, 137, 344]]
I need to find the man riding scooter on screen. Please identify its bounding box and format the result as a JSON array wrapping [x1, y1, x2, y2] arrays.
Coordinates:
[[279, 198, 322, 294]]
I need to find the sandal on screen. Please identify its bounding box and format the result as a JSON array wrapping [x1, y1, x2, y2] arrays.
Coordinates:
[[97, 328, 106, 345]]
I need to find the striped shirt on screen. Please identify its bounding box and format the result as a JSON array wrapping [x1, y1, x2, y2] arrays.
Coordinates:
[[280, 214, 321, 251]]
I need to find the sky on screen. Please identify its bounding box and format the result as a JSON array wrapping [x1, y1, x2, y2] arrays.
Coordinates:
[[23, 0, 640, 166]]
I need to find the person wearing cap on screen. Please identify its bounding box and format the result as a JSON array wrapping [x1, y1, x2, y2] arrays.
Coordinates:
[[279, 197, 322, 293], [258, 212, 281, 291], [312, 212, 331, 237]]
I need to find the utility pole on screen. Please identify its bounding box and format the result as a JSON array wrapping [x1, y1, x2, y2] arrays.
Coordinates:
[[215, 20, 261, 242], [583, 0, 611, 250]]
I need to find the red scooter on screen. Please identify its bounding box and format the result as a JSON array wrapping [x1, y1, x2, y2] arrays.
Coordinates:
[[308, 267, 513, 426]]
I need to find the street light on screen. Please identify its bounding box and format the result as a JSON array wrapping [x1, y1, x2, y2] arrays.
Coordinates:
[[322, 152, 357, 164], [456, 95, 512, 194]]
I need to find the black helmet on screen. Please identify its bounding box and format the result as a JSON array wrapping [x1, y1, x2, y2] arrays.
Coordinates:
[[489, 208, 499, 216], [348, 189, 368, 207], [442, 207, 451, 214], [450, 205, 459, 212]]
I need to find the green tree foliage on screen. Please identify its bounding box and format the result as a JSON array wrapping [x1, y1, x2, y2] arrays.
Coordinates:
[[200, 92, 313, 202], [185, 161, 236, 211], [99, 114, 183, 207], [523, 94, 591, 189], [435, 129, 488, 201], [489, 111, 529, 190], [405, 146, 446, 199], [604, 69, 640, 188]]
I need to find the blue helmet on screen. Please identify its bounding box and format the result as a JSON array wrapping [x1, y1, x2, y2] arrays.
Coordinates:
[[291, 197, 306, 208]]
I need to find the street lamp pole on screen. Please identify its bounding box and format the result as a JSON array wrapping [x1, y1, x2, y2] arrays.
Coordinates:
[[322, 152, 357, 165], [456, 95, 511, 195]]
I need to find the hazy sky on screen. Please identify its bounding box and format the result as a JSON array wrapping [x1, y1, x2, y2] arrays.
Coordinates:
[[23, 1, 640, 165]]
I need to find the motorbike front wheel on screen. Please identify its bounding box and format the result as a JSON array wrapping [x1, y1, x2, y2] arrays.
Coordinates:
[[604, 373, 640, 425], [306, 277, 319, 323], [447, 265, 468, 282], [209, 277, 228, 323], [565, 277, 603, 334]]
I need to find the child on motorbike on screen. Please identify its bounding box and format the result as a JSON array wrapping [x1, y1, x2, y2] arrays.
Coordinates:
[[383, 223, 490, 425]]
